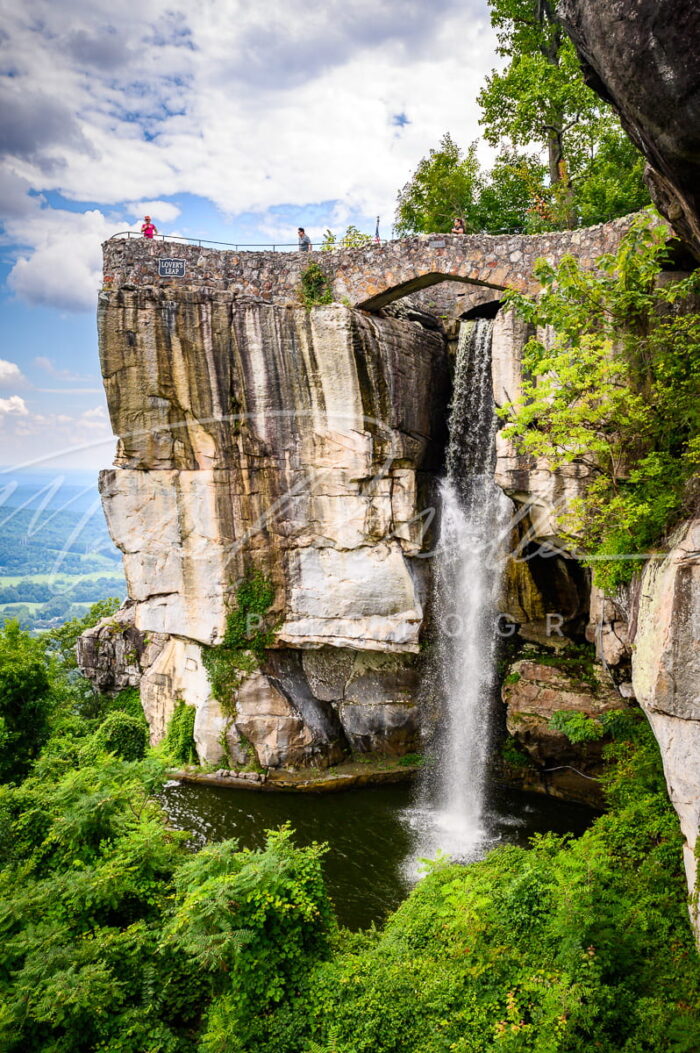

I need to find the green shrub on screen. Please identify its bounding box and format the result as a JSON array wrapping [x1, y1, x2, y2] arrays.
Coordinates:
[[397, 752, 425, 768], [202, 574, 276, 714], [162, 700, 197, 765], [500, 734, 533, 767], [549, 708, 605, 743], [166, 826, 334, 1050], [243, 716, 700, 1053], [299, 262, 333, 306], [501, 211, 700, 591], [95, 711, 148, 761], [0, 620, 52, 783]]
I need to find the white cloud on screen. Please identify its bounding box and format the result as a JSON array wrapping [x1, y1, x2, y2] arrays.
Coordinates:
[[0, 397, 115, 470], [5, 203, 126, 311], [124, 200, 181, 222], [0, 0, 501, 311], [0, 395, 29, 415], [0, 359, 27, 387]]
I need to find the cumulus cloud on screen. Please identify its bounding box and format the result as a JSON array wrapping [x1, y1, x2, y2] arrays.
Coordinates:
[[124, 200, 181, 222], [0, 359, 27, 387], [0, 0, 496, 208], [0, 0, 499, 310], [0, 395, 29, 415], [5, 205, 124, 311]]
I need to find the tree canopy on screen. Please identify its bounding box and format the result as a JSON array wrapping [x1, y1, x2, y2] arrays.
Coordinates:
[[394, 0, 650, 235]]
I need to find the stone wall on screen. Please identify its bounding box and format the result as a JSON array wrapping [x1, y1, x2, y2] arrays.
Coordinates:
[[102, 214, 636, 311]]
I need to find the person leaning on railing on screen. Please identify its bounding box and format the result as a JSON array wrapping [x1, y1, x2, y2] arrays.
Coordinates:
[[141, 216, 158, 239]]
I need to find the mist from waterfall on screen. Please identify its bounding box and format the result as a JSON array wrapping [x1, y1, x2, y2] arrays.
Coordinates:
[[405, 317, 509, 866]]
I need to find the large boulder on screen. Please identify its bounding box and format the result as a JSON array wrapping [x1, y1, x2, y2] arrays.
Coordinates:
[[560, 0, 700, 257]]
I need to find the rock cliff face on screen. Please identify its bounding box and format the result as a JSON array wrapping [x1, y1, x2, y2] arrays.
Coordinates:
[[491, 307, 700, 925], [79, 287, 448, 767], [83, 232, 697, 924], [560, 0, 700, 258], [632, 519, 700, 931]]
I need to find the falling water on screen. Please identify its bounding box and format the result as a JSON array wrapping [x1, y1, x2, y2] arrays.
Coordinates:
[[406, 318, 508, 864]]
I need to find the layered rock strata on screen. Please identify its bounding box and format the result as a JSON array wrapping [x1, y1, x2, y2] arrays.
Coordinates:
[[502, 656, 628, 807], [85, 289, 448, 767]]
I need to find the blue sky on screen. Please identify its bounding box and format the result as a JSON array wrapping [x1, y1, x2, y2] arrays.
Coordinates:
[[0, 0, 497, 470]]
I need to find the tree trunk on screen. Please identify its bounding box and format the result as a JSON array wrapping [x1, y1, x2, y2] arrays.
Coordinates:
[[548, 130, 563, 185]]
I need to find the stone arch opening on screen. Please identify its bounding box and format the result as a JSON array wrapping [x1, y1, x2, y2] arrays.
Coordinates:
[[461, 297, 502, 320], [356, 271, 506, 312]]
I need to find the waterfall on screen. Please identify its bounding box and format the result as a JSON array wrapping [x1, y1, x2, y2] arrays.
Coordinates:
[[407, 318, 508, 863]]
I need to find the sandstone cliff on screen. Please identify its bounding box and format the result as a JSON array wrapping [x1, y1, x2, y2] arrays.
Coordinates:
[[80, 286, 449, 768], [81, 231, 697, 926]]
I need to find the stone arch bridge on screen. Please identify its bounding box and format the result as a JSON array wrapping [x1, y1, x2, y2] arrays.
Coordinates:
[[103, 214, 637, 311]]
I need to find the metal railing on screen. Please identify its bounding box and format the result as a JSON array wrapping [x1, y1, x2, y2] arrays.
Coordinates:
[[108, 231, 304, 251], [108, 231, 391, 251]]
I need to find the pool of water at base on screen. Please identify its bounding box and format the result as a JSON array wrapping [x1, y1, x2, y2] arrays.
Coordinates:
[[161, 780, 596, 932]]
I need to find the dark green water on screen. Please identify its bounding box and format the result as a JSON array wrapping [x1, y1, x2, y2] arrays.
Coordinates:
[[162, 780, 595, 930]]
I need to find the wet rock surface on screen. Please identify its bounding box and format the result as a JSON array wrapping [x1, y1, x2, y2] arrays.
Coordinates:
[[502, 655, 629, 807]]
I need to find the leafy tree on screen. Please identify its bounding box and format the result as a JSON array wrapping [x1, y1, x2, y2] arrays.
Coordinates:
[[395, 134, 482, 235], [166, 827, 333, 1052], [95, 711, 148, 761], [500, 212, 700, 591], [475, 149, 547, 233], [478, 0, 650, 227], [0, 621, 51, 783]]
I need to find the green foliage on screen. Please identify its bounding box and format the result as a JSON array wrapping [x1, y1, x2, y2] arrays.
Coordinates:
[[162, 700, 198, 765], [500, 212, 700, 590], [0, 749, 201, 1053], [0, 621, 52, 783], [549, 708, 604, 743], [395, 134, 483, 235], [299, 262, 333, 306], [477, 0, 650, 228], [397, 751, 425, 768], [95, 710, 148, 761], [476, 149, 548, 233], [500, 734, 532, 768], [202, 574, 276, 715], [257, 716, 700, 1053], [2, 595, 700, 1051], [322, 225, 373, 249], [166, 826, 333, 1051]]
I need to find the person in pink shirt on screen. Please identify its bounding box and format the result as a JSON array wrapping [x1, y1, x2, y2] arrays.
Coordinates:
[[141, 216, 158, 239]]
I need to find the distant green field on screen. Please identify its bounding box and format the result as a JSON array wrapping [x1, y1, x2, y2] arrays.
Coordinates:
[[0, 602, 44, 613], [0, 570, 125, 587]]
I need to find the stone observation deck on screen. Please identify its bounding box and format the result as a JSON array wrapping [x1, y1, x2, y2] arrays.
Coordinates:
[[103, 214, 637, 311]]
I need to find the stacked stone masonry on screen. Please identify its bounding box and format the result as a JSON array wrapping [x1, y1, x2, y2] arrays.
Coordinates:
[[103, 215, 636, 311]]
